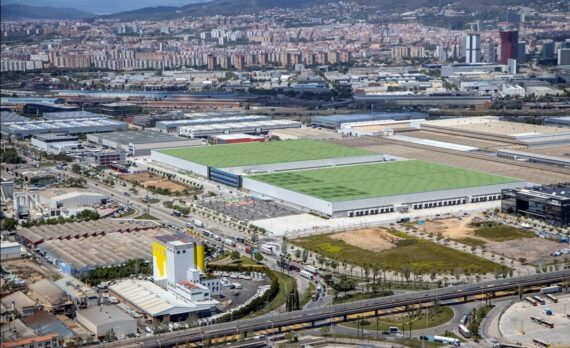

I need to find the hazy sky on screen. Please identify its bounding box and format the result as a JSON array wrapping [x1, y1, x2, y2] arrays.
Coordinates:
[[1, 0, 210, 13]]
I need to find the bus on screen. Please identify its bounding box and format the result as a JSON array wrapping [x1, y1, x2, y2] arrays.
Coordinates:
[[304, 265, 319, 275], [458, 324, 471, 338], [299, 270, 314, 280], [433, 336, 461, 347]]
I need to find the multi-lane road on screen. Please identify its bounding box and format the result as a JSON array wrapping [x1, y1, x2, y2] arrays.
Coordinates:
[[104, 270, 569, 348]]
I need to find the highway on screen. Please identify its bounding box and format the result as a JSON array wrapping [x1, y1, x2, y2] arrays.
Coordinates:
[[105, 270, 569, 348]]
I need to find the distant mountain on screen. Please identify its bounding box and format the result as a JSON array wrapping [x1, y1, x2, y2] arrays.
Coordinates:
[[0, 0, 209, 14], [105, 0, 325, 20], [1, 4, 95, 20], [104, 0, 566, 20]]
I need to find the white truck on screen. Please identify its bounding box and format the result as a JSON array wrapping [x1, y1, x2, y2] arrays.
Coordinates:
[[193, 219, 204, 228]]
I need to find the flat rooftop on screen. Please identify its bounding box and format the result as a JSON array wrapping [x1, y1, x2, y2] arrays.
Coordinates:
[[422, 116, 564, 136], [251, 160, 520, 202], [158, 139, 374, 168], [94, 130, 187, 145]]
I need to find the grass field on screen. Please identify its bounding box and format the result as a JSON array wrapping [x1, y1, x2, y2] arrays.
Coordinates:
[[253, 160, 519, 201], [158, 139, 373, 168], [472, 222, 535, 242], [293, 231, 508, 274], [135, 213, 159, 220], [251, 271, 296, 316], [343, 306, 454, 332], [451, 237, 487, 247]]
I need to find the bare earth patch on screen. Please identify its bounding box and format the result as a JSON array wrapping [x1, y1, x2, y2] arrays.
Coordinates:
[[486, 238, 564, 265], [331, 228, 401, 252], [421, 217, 483, 240], [122, 173, 187, 193]]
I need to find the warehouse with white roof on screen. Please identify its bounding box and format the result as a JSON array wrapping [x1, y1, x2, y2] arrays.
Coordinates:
[[178, 119, 301, 138], [109, 279, 207, 323]]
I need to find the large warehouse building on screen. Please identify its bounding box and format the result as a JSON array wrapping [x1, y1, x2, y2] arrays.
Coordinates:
[[178, 119, 301, 138], [502, 183, 569, 226], [1, 117, 128, 138], [87, 130, 203, 156], [151, 140, 524, 217], [156, 115, 270, 133], [311, 112, 426, 129]]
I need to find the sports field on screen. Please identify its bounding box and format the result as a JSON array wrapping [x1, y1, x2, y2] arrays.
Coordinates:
[[158, 139, 374, 168], [252, 160, 520, 201]]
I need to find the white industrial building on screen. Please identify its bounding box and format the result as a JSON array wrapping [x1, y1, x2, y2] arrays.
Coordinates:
[[109, 279, 209, 323], [1, 241, 22, 260], [179, 119, 301, 138], [2, 118, 128, 139], [40, 190, 108, 211], [156, 115, 271, 133], [86, 131, 203, 156], [76, 305, 137, 338], [31, 134, 80, 154], [54, 276, 98, 308], [501, 83, 526, 97]]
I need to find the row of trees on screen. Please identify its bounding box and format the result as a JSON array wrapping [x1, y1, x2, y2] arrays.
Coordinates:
[[209, 264, 279, 322], [1, 147, 25, 164], [84, 259, 151, 285], [20, 209, 100, 228]]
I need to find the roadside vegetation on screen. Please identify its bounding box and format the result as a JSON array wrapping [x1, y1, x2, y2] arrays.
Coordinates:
[[293, 230, 508, 275], [344, 306, 454, 332], [471, 221, 535, 242]]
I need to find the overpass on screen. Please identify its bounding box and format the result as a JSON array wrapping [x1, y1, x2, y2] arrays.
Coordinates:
[[107, 270, 570, 348]]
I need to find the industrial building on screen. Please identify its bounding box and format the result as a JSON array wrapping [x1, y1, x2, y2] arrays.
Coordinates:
[[42, 110, 102, 121], [99, 102, 141, 117], [39, 190, 108, 212], [179, 119, 301, 138], [109, 280, 207, 323], [339, 119, 424, 137], [22, 102, 78, 116], [497, 149, 570, 168], [27, 279, 71, 314], [244, 160, 523, 217], [1, 291, 38, 318], [31, 134, 80, 154], [269, 127, 343, 141], [151, 139, 523, 217], [1, 241, 22, 260], [152, 233, 217, 300], [87, 130, 202, 156], [353, 94, 492, 107], [419, 116, 570, 146], [54, 276, 98, 308], [502, 183, 570, 226], [0, 111, 28, 124], [1, 117, 128, 139], [156, 115, 270, 133], [76, 305, 137, 338], [310, 112, 426, 129], [37, 227, 167, 275], [211, 134, 265, 144], [545, 116, 570, 127], [151, 139, 385, 181], [16, 220, 154, 247]]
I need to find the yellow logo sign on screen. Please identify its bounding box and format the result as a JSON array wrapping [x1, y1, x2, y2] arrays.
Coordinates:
[[153, 242, 167, 278]]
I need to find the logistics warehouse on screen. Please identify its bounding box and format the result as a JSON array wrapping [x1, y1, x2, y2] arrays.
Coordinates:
[[150, 140, 525, 217]]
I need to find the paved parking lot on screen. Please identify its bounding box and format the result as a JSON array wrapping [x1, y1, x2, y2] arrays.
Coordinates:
[[199, 196, 300, 221], [214, 276, 270, 311], [499, 294, 570, 347]]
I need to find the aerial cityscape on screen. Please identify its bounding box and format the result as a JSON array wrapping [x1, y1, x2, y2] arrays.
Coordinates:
[[0, 0, 569, 347]]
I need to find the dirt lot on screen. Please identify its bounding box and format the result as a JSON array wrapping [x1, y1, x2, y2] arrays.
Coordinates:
[[486, 238, 564, 265], [3, 259, 58, 282], [122, 173, 187, 193], [331, 228, 401, 252], [420, 217, 479, 239]]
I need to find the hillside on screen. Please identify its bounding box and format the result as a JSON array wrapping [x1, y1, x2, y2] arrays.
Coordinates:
[[1, 4, 94, 20]]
